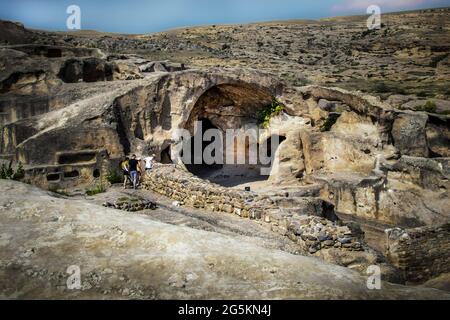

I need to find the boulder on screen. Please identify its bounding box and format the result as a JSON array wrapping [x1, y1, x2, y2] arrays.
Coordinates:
[[426, 115, 450, 157], [83, 58, 108, 82], [59, 59, 83, 83], [391, 112, 429, 157]]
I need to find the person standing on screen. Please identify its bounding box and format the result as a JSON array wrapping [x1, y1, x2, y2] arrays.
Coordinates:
[[128, 154, 139, 189], [120, 157, 130, 189], [144, 154, 156, 172], [136, 157, 145, 187]]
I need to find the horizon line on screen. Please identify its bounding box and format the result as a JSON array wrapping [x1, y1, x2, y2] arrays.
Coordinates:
[[2, 5, 448, 36]]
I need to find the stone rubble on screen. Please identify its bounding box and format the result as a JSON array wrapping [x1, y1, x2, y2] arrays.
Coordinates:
[[103, 200, 157, 212]]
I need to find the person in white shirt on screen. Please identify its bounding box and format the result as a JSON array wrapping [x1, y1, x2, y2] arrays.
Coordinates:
[[144, 154, 155, 172]]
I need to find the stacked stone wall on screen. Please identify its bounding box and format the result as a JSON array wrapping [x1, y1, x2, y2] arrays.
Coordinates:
[[142, 164, 364, 254], [386, 223, 450, 283]]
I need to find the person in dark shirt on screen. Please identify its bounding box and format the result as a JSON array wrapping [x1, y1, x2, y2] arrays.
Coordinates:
[[128, 154, 139, 189]]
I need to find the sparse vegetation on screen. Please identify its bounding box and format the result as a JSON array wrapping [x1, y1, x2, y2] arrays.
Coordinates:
[[258, 98, 284, 129], [1, 161, 25, 180], [416, 91, 429, 98], [373, 82, 390, 93], [429, 53, 448, 68], [414, 100, 437, 113], [85, 43, 98, 49], [280, 73, 310, 86], [320, 114, 341, 132], [13, 162, 25, 180], [106, 170, 123, 184], [0, 164, 8, 179], [86, 184, 106, 196]]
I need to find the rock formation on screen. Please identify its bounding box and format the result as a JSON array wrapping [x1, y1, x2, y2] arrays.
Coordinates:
[[0, 8, 449, 298], [1, 179, 449, 299]]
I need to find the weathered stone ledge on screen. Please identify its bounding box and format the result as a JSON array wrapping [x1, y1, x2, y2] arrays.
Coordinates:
[[142, 164, 364, 254]]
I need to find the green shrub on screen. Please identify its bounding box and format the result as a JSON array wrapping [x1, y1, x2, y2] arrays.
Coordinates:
[[373, 82, 390, 93], [0, 161, 26, 180], [13, 162, 25, 180], [106, 170, 122, 184], [86, 184, 106, 196], [294, 76, 311, 86], [6, 161, 13, 179], [0, 164, 7, 179], [423, 100, 437, 113], [258, 98, 285, 129], [415, 100, 437, 113], [416, 91, 428, 98]]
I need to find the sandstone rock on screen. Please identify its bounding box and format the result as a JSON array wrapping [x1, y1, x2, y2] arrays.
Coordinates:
[[0, 11, 449, 298], [59, 59, 83, 83], [391, 112, 429, 157], [153, 62, 168, 72], [2, 179, 448, 299], [300, 131, 377, 175], [426, 115, 450, 157], [317, 99, 351, 113], [82, 58, 109, 82]]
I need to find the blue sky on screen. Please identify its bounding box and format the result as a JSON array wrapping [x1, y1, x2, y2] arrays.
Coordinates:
[[1, 0, 449, 34]]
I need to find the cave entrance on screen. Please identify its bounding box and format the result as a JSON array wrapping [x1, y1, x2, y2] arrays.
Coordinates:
[[47, 48, 62, 58], [185, 118, 223, 177], [182, 83, 279, 188], [161, 145, 173, 164]]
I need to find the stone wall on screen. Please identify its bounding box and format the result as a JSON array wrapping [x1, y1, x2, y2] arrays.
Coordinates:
[[386, 223, 450, 283], [22, 148, 116, 190], [142, 164, 365, 255]]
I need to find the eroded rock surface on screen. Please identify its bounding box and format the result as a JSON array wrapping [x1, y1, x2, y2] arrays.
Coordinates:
[[0, 8, 449, 295], [0, 180, 448, 299]]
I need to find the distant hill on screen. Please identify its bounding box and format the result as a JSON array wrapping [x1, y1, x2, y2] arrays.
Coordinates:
[[1, 7, 449, 98], [0, 20, 36, 44]]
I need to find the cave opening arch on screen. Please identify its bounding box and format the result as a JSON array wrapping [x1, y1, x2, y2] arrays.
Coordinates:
[[179, 82, 283, 187]]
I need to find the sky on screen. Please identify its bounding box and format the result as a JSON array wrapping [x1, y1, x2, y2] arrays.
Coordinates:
[[0, 0, 449, 34]]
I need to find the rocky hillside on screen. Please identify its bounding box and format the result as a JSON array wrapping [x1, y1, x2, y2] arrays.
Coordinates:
[[2, 7, 449, 103], [0, 7, 449, 299]]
